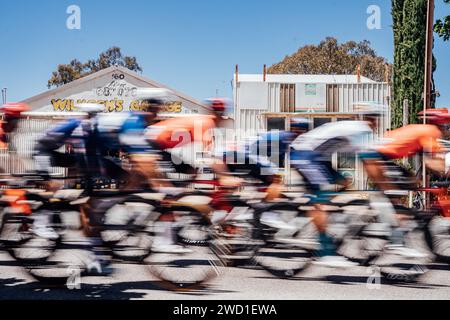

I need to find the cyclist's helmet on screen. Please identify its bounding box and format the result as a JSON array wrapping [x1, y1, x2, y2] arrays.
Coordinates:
[[136, 88, 173, 114], [0, 103, 30, 118], [419, 109, 450, 125], [205, 98, 230, 117], [75, 103, 104, 115]]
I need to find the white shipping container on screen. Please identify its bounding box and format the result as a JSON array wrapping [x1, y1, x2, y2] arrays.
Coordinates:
[[234, 80, 391, 137]]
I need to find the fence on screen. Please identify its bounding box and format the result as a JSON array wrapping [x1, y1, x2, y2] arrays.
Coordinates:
[[0, 118, 66, 176]]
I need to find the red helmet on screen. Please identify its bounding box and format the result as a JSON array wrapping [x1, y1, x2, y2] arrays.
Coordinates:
[[419, 109, 450, 125], [205, 98, 229, 115], [0, 103, 30, 118]]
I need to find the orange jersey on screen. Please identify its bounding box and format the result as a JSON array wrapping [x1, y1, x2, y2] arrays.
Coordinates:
[[0, 122, 7, 150], [376, 124, 443, 159], [148, 115, 216, 150], [4, 189, 32, 215]]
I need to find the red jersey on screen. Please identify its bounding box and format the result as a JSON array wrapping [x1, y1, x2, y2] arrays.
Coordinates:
[[147, 115, 216, 150]]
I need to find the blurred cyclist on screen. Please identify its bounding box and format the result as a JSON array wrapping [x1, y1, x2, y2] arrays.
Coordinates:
[[33, 89, 173, 272], [0, 102, 30, 150], [364, 109, 449, 190], [213, 118, 310, 202], [361, 108, 450, 258], [146, 97, 235, 187], [289, 105, 382, 268], [0, 103, 30, 173]]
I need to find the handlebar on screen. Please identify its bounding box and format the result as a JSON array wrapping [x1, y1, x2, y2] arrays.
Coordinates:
[[431, 181, 450, 188]]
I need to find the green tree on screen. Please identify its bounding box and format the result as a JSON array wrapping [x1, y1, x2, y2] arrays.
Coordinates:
[[391, 0, 430, 128], [48, 47, 142, 88], [268, 37, 392, 82], [392, 0, 449, 129], [435, 0, 450, 41]]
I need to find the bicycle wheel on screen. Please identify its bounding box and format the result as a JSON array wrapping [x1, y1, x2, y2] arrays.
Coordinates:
[[374, 210, 429, 283], [100, 196, 159, 262], [0, 210, 88, 286], [177, 196, 258, 267], [335, 201, 387, 266], [251, 202, 317, 278], [1, 211, 62, 264], [146, 205, 224, 290], [424, 215, 450, 263]]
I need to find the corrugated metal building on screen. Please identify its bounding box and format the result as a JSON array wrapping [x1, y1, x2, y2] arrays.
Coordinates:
[[1, 66, 210, 176], [232, 73, 392, 190]]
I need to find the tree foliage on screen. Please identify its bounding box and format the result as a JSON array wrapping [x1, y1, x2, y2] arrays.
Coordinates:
[[434, 0, 450, 41], [48, 47, 143, 88], [268, 37, 392, 82], [391, 0, 433, 128]]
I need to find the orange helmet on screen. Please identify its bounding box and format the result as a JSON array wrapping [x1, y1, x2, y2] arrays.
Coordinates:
[[419, 109, 450, 125]]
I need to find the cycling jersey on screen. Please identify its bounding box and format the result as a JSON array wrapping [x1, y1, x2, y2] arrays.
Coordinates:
[[34, 113, 154, 183], [375, 124, 443, 159], [35, 118, 82, 152], [146, 115, 216, 150], [291, 121, 373, 154], [95, 113, 153, 155], [248, 131, 297, 158], [0, 122, 8, 150], [290, 121, 373, 194]]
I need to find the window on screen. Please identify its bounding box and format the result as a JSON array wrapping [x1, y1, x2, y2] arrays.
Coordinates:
[[313, 118, 332, 129], [267, 117, 286, 131], [338, 153, 356, 170], [280, 84, 296, 112]]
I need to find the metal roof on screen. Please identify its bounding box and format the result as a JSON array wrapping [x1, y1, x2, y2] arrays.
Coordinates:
[[21, 66, 210, 112], [236, 74, 377, 84]]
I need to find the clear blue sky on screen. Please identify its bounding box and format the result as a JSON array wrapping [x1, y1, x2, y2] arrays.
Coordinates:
[[0, 0, 449, 106]]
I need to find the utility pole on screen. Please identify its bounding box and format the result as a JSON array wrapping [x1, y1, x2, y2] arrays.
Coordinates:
[[424, 0, 435, 113], [1, 88, 6, 104], [423, 0, 435, 209]]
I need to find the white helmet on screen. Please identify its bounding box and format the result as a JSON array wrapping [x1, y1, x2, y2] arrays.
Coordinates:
[[75, 103, 104, 114], [135, 88, 174, 102]]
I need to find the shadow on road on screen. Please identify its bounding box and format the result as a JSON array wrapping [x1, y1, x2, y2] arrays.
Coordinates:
[[251, 262, 450, 290], [0, 276, 235, 300]]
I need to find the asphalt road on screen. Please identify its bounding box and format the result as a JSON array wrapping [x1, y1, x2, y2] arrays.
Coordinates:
[[1, 242, 450, 300], [1, 211, 450, 300]]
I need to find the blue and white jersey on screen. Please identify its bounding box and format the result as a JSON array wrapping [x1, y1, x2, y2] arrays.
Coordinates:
[[291, 121, 374, 155], [38, 112, 153, 155], [247, 131, 297, 157], [95, 112, 153, 154]]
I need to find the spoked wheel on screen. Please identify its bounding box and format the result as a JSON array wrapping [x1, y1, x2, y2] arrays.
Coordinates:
[[101, 198, 159, 262], [425, 216, 450, 264], [251, 203, 317, 278], [24, 249, 89, 286], [334, 203, 388, 266], [206, 201, 257, 267], [0, 211, 88, 286], [337, 232, 387, 266], [0, 211, 62, 264], [372, 231, 430, 283], [210, 221, 259, 267], [147, 207, 224, 291]]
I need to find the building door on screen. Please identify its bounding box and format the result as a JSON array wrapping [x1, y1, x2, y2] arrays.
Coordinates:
[[280, 84, 296, 112], [326, 84, 339, 112]]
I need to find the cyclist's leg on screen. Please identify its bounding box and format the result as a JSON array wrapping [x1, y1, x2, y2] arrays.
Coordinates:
[[246, 154, 283, 201], [360, 151, 401, 227], [291, 151, 335, 253]]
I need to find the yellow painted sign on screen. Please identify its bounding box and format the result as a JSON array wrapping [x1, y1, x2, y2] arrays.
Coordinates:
[[51, 99, 183, 113]]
